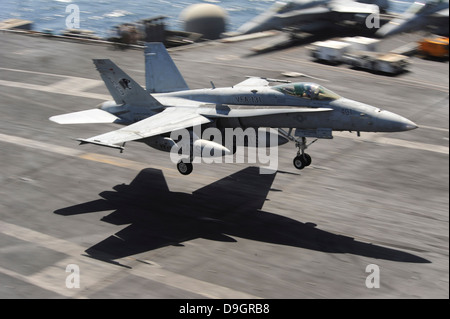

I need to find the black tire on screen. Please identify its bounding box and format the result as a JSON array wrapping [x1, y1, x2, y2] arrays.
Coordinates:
[[177, 160, 193, 175], [293, 155, 305, 170], [303, 153, 312, 166], [293, 154, 312, 170]]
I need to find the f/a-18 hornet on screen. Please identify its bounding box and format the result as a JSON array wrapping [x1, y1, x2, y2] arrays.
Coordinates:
[[50, 43, 417, 175]]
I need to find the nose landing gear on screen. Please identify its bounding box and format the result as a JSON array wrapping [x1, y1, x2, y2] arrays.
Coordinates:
[[293, 137, 315, 170], [278, 129, 322, 171], [293, 153, 312, 170]]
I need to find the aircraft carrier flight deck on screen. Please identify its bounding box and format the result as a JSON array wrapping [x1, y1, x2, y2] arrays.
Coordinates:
[[0, 30, 448, 299]]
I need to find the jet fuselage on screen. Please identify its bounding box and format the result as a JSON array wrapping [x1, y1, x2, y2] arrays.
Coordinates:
[[100, 83, 417, 134]]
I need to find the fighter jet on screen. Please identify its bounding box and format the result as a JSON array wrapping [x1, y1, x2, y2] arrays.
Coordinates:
[[376, 0, 449, 38], [236, 0, 388, 35], [49, 43, 417, 175]]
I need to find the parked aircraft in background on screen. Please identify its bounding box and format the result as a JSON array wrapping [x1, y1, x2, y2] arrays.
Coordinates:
[[236, 0, 389, 35], [376, 0, 449, 37]]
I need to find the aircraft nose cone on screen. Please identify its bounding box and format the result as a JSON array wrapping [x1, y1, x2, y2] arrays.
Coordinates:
[[402, 118, 419, 131], [377, 110, 418, 132]]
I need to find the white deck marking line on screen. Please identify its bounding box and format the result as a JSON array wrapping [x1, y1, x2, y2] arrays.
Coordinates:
[[0, 133, 179, 175], [0, 133, 84, 157], [0, 133, 227, 182], [48, 78, 103, 92], [375, 137, 449, 154], [333, 132, 449, 155], [0, 79, 110, 101], [0, 263, 78, 298], [0, 220, 260, 298], [419, 125, 449, 133], [0, 66, 94, 80]]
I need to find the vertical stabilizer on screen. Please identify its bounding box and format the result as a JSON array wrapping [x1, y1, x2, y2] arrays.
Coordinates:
[[93, 59, 162, 109], [145, 42, 189, 93]]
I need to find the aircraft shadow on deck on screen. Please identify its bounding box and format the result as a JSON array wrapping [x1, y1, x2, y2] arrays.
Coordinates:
[[54, 167, 429, 265]]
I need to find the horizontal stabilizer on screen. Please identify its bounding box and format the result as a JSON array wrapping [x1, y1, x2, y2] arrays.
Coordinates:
[[49, 109, 120, 124]]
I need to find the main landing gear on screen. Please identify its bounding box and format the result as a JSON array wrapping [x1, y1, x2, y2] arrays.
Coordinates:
[[177, 159, 193, 175]]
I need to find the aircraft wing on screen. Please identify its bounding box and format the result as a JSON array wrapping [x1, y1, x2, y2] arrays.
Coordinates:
[[77, 107, 211, 149]]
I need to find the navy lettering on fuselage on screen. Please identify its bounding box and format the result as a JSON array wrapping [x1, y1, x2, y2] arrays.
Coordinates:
[[234, 96, 263, 104]]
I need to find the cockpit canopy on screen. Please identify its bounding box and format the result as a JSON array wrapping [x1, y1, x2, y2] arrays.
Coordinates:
[[274, 82, 341, 101]]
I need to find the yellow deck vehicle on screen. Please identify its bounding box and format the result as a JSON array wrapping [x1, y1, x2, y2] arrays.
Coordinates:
[[418, 36, 449, 58]]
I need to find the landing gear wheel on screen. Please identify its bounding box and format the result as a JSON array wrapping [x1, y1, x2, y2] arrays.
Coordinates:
[[177, 160, 193, 175], [293, 153, 311, 170], [293, 156, 305, 170], [302, 153, 312, 166]]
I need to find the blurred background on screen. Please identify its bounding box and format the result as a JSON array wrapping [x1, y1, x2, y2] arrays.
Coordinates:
[[0, 0, 414, 38]]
